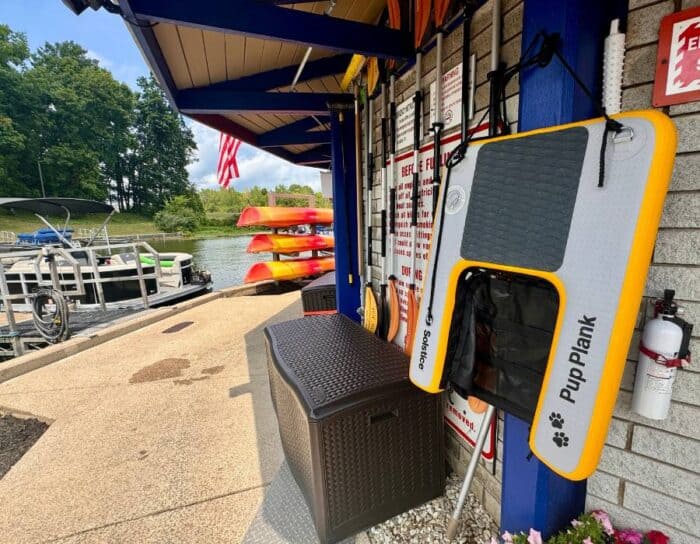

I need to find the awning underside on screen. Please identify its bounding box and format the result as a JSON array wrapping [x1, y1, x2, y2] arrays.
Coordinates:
[[121, 0, 412, 169]]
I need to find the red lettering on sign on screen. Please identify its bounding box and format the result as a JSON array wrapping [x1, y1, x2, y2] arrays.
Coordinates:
[[653, 7, 700, 106], [676, 22, 700, 88]]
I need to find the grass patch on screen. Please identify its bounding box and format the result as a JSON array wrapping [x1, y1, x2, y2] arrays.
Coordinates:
[[191, 225, 257, 238], [0, 209, 159, 237], [0, 210, 256, 239]]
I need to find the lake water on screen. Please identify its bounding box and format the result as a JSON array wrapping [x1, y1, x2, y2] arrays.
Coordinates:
[[151, 236, 265, 290]]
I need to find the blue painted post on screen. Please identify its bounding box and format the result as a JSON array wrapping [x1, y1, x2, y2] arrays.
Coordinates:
[[330, 110, 361, 321], [500, 0, 626, 536]]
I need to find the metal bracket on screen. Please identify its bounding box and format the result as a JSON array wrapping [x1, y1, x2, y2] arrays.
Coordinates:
[[613, 126, 634, 143]]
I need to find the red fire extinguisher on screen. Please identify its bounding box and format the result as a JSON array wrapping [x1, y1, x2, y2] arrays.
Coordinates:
[[631, 290, 693, 420]]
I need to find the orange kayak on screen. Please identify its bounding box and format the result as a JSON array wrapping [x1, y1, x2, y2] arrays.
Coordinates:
[[244, 257, 335, 283], [246, 233, 335, 254], [237, 206, 333, 227]]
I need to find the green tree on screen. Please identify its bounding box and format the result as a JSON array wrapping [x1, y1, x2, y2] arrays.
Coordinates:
[[128, 75, 197, 214], [22, 41, 134, 200], [154, 193, 204, 233], [0, 27, 197, 212], [0, 25, 31, 194], [199, 183, 330, 215]]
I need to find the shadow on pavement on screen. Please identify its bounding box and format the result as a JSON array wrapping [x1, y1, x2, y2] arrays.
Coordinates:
[[236, 296, 359, 543]]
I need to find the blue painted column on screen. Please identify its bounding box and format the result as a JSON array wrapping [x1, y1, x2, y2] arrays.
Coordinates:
[[329, 109, 361, 320], [500, 0, 627, 536]]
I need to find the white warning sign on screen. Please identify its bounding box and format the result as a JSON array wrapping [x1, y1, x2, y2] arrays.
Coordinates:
[[385, 122, 493, 459], [430, 63, 463, 131], [387, 133, 461, 349], [395, 95, 416, 152], [444, 391, 496, 461]]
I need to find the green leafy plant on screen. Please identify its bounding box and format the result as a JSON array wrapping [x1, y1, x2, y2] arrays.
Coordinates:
[[153, 193, 204, 233], [153, 210, 197, 234]]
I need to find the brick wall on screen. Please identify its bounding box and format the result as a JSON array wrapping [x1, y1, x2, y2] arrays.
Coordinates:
[[364, 0, 698, 536], [364, 0, 524, 524], [585, 2, 700, 543]]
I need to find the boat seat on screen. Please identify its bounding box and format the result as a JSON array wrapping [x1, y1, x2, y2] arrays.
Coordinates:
[[69, 251, 90, 266]]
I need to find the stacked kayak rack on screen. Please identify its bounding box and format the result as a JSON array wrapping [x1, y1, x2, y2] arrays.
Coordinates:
[[238, 206, 336, 283]]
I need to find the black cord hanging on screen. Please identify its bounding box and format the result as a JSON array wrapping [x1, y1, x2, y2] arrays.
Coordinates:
[[425, 31, 627, 326], [547, 41, 624, 188]]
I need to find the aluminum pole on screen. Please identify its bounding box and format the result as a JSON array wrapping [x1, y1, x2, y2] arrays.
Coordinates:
[[446, 404, 496, 540]]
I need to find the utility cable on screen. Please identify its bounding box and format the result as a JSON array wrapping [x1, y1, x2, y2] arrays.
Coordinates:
[[31, 288, 70, 343]]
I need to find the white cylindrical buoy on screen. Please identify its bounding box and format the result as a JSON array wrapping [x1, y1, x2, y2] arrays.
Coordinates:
[[603, 19, 625, 114]]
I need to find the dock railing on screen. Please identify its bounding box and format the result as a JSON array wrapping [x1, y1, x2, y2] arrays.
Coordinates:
[[0, 241, 165, 358], [0, 240, 162, 312], [75, 229, 182, 242]]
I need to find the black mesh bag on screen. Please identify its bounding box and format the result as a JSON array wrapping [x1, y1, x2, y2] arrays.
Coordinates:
[[443, 269, 559, 422]]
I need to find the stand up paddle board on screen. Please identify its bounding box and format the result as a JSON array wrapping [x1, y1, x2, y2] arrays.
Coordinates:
[[409, 110, 676, 480], [237, 206, 333, 228], [244, 257, 335, 283], [246, 234, 334, 254]]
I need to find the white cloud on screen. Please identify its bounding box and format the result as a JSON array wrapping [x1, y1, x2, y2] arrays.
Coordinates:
[[86, 49, 113, 70], [86, 49, 145, 90], [186, 121, 325, 193]]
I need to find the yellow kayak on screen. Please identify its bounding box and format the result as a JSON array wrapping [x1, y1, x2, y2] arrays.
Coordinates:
[[237, 206, 333, 228], [244, 257, 335, 283], [246, 233, 334, 254]]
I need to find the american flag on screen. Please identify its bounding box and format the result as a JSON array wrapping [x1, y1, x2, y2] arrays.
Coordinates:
[[217, 133, 242, 188]]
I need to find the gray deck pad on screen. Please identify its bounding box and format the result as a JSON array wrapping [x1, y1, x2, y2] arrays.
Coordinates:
[[242, 462, 360, 544], [409, 111, 677, 480]]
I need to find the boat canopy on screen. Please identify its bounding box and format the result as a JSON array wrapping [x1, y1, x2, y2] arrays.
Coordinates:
[[0, 198, 114, 216]]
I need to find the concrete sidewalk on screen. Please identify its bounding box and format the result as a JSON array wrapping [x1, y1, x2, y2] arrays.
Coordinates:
[[0, 292, 302, 543]]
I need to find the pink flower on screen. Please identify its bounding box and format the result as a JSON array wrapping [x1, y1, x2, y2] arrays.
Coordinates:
[[645, 531, 669, 544], [527, 528, 543, 544], [615, 529, 644, 544], [502, 532, 514, 544], [583, 538, 593, 544], [571, 519, 583, 527], [591, 510, 615, 536], [489, 538, 499, 544]]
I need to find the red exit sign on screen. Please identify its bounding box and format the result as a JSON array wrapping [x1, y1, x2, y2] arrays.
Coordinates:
[[653, 6, 700, 107]]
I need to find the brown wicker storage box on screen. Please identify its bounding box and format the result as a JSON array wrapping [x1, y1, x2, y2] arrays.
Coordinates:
[[301, 271, 337, 315], [264, 314, 445, 544]]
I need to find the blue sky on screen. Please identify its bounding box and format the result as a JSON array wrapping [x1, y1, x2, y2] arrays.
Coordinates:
[[0, 0, 322, 192]]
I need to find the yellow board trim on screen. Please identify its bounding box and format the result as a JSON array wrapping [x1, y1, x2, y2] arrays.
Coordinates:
[[532, 110, 677, 480], [409, 110, 677, 480], [410, 259, 567, 395]]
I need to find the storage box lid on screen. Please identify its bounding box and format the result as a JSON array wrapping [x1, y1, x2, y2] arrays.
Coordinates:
[[264, 314, 410, 418], [301, 271, 336, 293]]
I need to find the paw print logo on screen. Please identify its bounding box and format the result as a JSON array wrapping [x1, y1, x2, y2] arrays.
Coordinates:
[[553, 431, 569, 448], [549, 412, 565, 429]]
